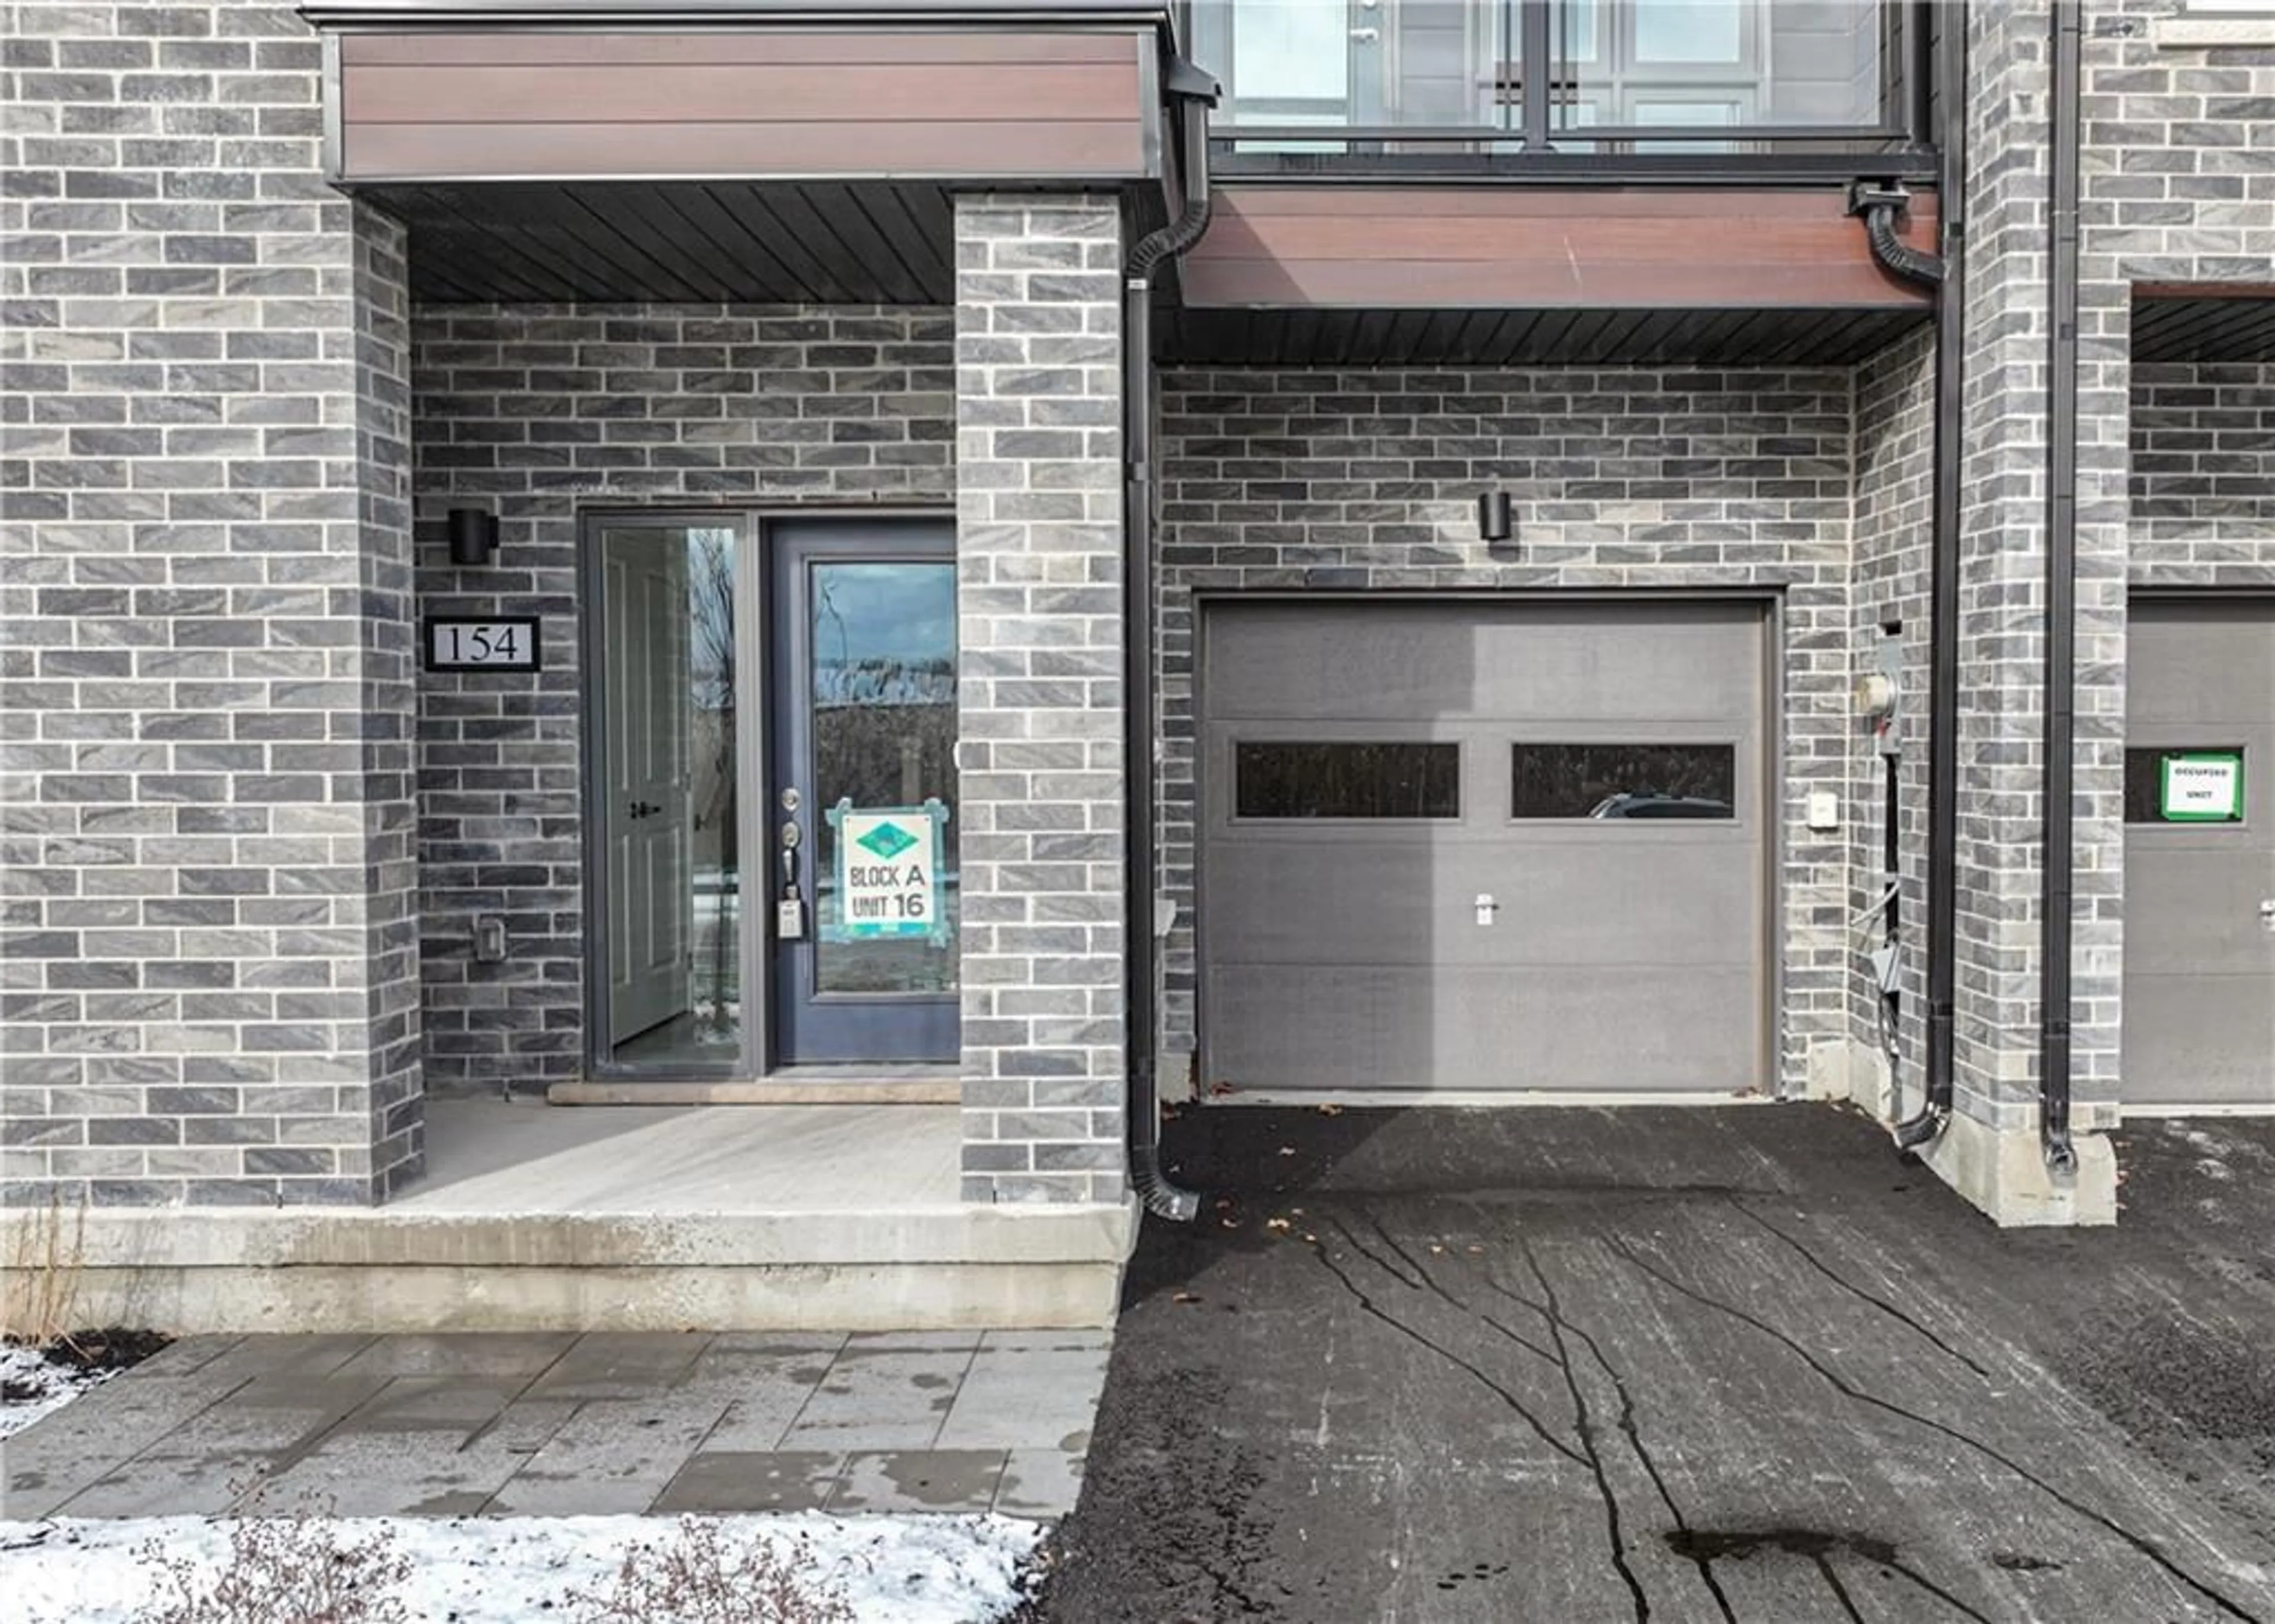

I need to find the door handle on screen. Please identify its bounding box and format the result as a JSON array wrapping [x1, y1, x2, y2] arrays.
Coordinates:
[[629, 799, 659, 819], [1350, 25, 1379, 41]]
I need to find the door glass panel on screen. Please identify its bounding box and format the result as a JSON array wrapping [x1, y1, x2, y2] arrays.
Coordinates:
[[599, 525, 742, 1067], [1236, 741, 1460, 819], [1634, 0, 1745, 63], [1511, 742, 1738, 819], [809, 562, 959, 994], [1632, 98, 1742, 150], [1233, 0, 1352, 105]]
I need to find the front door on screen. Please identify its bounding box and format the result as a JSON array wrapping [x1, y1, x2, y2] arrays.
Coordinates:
[[770, 522, 960, 1065]]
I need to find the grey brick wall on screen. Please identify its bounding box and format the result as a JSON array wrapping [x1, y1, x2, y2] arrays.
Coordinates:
[[2129, 361, 2275, 553], [2086, 0, 2275, 1123], [1850, 329, 1936, 1081], [409, 304, 954, 1093], [952, 196, 1129, 1205], [1931, 0, 2275, 1141], [1154, 366, 1857, 1098], [1946, 0, 2116, 1134], [0, 0, 421, 1206]]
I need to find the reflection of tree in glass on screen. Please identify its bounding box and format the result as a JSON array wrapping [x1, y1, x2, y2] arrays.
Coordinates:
[[688, 532, 738, 1032], [813, 658, 956, 812], [1235, 743, 1459, 819], [1511, 742, 1735, 819], [810, 656, 959, 996]]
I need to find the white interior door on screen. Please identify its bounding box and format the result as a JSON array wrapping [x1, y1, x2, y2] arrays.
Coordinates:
[[603, 529, 693, 1042]]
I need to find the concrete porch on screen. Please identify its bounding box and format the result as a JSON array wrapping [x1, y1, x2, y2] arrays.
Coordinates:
[[8, 1102, 1135, 1337]]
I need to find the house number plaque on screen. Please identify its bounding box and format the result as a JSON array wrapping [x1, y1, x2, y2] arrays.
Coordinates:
[[424, 616, 542, 672]]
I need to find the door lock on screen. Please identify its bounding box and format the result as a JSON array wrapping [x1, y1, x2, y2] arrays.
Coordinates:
[[777, 819, 807, 940]]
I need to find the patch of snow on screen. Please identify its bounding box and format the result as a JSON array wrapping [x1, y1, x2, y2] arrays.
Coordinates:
[[0, 1345, 116, 1442], [0, 1512, 1044, 1624]]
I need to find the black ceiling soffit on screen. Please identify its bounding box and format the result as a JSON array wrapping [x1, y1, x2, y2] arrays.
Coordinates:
[[2130, 295, 2275, 364]]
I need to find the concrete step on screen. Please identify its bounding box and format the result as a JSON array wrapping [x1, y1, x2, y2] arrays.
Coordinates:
[[4, 1101, 1135, 1335], [17, 1202, 1135, 1335]]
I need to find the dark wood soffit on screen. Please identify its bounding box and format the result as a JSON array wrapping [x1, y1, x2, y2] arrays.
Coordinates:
[[335, 28, 1150, 183], [1163, 306, 1931, 369], [1178, 187, 1940, 312]]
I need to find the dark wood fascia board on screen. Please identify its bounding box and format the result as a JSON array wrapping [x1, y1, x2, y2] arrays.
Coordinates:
[[1178, 185, 1941, 313], [329, 26, 1159, 185]]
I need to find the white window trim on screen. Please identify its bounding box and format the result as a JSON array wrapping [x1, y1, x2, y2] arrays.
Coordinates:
[[2155, 1, 2275, 46]]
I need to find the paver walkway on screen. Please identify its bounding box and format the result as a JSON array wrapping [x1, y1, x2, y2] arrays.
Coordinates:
[[2, 1328, 1107, 1522]]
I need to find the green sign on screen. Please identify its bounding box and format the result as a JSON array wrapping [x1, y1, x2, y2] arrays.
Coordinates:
[[2158, 752, 2244, 822], [828, 798, 952, 943]]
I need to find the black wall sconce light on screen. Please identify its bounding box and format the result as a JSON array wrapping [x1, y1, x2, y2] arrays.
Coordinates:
[[447, 508, 500, 567], [1476, 491, 1512, 544]]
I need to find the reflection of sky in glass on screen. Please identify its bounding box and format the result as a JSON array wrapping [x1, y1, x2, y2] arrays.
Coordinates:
[[812, 564, 954, 672], [1632, 0, 1743, 63]]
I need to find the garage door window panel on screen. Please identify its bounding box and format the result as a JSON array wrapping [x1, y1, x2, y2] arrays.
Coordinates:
[[1509, 741, 1740, 821], [1234, 741, 1461, 821]]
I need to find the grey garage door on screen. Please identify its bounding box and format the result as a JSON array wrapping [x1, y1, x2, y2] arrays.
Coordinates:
[[1199, 599, 1769, 1096], [2122, 598, 2275, 1108]]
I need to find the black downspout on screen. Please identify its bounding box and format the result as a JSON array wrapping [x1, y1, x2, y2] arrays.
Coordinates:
[[1851, 0, 1965, 1154], [2040, 0, 2081, 1173], [1123, 66, 1217, 1224]]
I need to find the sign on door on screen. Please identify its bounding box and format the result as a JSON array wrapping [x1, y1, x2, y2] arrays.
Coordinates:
[[830, 799, 951, 942], [2159, 752, 2244, 822]]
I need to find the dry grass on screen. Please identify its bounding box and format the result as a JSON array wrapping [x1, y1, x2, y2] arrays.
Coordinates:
[[1, 1190, 86, 1348], [571, 1517, 858, 1624], [136, 1517, 411, 1624]]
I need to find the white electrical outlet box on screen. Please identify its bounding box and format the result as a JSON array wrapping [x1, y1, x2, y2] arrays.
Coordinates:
[[1806, 790, 1840, 831]]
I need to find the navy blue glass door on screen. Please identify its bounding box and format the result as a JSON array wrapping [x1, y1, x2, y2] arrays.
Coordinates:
[[768, 523, 959, 1065]]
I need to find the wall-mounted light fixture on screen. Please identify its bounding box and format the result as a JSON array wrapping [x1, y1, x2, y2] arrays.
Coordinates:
[[447, 508, 499, 568], [1476, 492, 1512, 544]]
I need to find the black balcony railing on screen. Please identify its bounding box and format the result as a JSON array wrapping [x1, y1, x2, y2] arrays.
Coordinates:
[[1184, 0, 1934, 178]]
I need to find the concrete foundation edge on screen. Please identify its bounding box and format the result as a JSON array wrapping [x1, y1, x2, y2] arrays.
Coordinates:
[[1809, 1039, 2117, 1226], [43, 1261, 1127, 1335], [1918, 1109, 2118, 1228]]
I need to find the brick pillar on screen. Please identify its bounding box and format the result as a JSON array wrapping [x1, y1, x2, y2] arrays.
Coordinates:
[[0, 2, 421, 1207], [952, 196, 1129, 1205], [1935, 0, 2117, 1222]]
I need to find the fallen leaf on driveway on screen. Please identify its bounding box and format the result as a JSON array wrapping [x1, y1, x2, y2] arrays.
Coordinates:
[[1318, 1103, 1344, 1116], [1174, 1292, 1201, 1304]]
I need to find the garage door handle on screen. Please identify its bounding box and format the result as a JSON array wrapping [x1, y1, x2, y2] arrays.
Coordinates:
[[2261, 899, 2274, 932]]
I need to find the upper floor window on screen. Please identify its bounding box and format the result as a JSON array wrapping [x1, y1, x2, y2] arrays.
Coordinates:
[[1191, 0, 1912, 163]]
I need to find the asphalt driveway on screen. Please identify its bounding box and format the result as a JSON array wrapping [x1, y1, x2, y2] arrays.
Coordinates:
[[1031, 1105, 2275, 1623]]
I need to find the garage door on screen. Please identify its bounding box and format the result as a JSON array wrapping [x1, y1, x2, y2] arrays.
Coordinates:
[[2122, 598, 2275, 1108], [1199, 599, 1769, 1096]]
